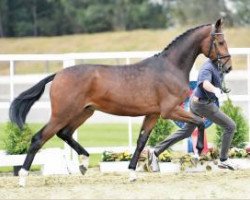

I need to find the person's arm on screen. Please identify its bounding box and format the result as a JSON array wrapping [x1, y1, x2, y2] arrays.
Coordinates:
[[203, 80, 222, 98]]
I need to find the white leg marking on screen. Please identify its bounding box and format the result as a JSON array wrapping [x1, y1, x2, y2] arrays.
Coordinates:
[[79, 155, 89, 168], [18, 168, 29, 187], [129, 169, 137, 182]]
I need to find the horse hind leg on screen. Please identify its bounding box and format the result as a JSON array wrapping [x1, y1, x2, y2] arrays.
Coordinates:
[[19, 118, 66, 187], [56, 107, 94, 175]]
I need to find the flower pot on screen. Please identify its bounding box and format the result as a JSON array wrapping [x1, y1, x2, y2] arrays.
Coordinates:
[[184, 163, 206, 172], [159, 161, 220, 173], [99, 161, 130, 173], [159, 162, 180, 173], [13, 165, 22, 176], [231, 158, 250, 169]]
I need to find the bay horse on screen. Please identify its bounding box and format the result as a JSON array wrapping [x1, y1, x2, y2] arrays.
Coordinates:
[[9, 18, 232, 186]]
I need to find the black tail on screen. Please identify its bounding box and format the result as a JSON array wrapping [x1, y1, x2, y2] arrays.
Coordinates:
[[9, 74, 56, 129]]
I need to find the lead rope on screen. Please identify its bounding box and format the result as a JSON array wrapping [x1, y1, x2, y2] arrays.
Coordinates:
[[221, 73, 231, 103], [221, 73, 231, 94]]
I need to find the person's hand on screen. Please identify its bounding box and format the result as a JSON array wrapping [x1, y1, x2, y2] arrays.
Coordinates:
[[213, 87, 222, 98]]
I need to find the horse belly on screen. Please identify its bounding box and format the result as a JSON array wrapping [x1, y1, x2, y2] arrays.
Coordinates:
[[92, 95, 160, 116]]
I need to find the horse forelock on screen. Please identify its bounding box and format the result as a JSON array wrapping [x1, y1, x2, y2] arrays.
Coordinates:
[[155, 24, 211, 57]]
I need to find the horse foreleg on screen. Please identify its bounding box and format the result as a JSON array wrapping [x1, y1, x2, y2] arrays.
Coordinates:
[[168, 106, 205, 154], [128, 114, 159, 182], [18, 127, 45, 187], [57, 107, 94, 175]]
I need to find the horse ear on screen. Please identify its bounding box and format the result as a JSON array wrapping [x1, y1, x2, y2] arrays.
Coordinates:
[[215, 18, 224, 29]]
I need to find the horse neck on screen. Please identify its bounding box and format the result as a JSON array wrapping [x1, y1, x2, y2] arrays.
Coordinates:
[[166, 26, 211, 81]]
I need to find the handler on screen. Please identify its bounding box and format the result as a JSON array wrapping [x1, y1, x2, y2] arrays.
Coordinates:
[[150, 58, 237, 171]]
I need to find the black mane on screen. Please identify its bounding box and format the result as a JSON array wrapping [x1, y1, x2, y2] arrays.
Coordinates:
[[155, 24, 211, 57]]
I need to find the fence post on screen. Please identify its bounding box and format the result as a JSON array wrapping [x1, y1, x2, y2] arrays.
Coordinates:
[[248, 54, 250, 142], [63, 58, 79, 171], [9, 60, 15, 101], [126, 58, 133, 151]]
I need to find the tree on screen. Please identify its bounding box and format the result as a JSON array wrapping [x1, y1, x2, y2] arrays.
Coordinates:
[[0, 0, 170, 37], [170, 0, 234, 26], [1, 0, 248, 37], [125, 0, 167, 30], [230, 0, 250, 26], [0, 0, 8, 37]]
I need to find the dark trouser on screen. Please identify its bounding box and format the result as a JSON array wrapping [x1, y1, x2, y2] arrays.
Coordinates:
[[154, 97, 236, 160]]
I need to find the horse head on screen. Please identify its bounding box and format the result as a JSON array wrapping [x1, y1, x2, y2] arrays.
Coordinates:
[[201, 18, 232, 74]]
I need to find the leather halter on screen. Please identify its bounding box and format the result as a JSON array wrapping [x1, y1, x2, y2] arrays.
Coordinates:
[[207, 25, 231, 73]]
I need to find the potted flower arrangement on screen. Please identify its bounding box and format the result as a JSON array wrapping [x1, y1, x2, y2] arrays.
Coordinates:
[[158, 150, 180, 173], [100, 150, 132, 172], [4, 122, 33, 176], [159, 147, 250, 173], [227, 147, 250, 168]]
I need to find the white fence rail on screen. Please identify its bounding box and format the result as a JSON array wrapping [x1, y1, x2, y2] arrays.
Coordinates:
[[0, 148, 72, 175]]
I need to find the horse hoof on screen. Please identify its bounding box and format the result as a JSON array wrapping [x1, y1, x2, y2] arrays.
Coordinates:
[[129, 177, 137, 182], [129, 170, 137, 182], [79, 165, 87, 175], [19, 176, 26, 187]]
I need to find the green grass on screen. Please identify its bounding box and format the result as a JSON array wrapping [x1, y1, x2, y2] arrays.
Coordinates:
[[0, 122, 217, 150], [0, 123, 142, 149]]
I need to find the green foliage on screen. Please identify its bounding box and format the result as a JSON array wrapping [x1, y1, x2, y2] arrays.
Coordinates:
[[125, 1, 167, 30], [148, 117, 175, 147], [228, 147, 249, 158], [102, 151, 132, 162], [0, 0, 250, 37], [215, 98, 249, 148], [158, 150, 172, 162], [231, 0, 250, 26], [172, 0, 234, 26], [81, 5, 113, 33], [199, 148, 220, 161], [0, 0, 168, 37], [4, 123, 33, 155]]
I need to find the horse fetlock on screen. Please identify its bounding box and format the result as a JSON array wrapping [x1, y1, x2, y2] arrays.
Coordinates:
[[18, 168, 29, 176], [18, 168, 29, 187], [129, 169, 137, 182], [79, 155, 89, 167]]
